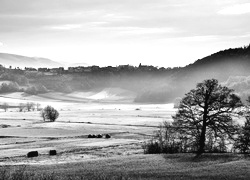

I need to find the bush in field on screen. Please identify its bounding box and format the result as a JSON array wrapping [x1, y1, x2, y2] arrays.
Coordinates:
[[142, 140, 162, 154], [142, 122, 184, 154], [41, 105, 59, 122]]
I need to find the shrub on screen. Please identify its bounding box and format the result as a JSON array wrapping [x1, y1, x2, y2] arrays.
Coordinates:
[[41, 105, 59, 122], [142, 122, 184, 154], [142, 140, 162, 154]]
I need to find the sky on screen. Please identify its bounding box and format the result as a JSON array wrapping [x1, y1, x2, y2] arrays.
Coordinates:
[[0, 0, 250, 67]]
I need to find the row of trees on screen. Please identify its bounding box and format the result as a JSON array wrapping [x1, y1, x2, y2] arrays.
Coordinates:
[[143, 79, 250, 155], [1, 102, 59, 122], [0, 102, 41, 112]]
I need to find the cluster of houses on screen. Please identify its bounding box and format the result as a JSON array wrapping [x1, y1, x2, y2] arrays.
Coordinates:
[[26, 64, 168, 74], [1, 64, 169, 75]]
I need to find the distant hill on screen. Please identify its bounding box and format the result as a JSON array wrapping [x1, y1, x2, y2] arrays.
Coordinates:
[[0, 44, 250, 103], [67, 62, 90, 67], [134, 44, 250, 102], [171, 44, 250, 97], [0, 53, 63, 68]]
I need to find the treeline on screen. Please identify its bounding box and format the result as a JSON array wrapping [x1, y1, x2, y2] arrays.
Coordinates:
[[0, 102, 41, 112], [0, 66, 178, 102], [0, 72, 48, 95]]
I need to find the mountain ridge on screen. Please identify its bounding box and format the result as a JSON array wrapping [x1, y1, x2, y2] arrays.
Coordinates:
[[0, 52, 63, 68], [170, 44, 250, 100]]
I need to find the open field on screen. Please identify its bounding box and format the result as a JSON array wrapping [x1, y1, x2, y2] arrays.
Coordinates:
[[0, 91, 174, 166], [0, 91, 249, 179]]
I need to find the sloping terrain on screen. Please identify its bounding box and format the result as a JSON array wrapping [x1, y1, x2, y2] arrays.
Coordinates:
[[172, 45, 250, 97], [1, 154, 249, 180], [0, 53, 63, 68], [0, 44, 250, 103]]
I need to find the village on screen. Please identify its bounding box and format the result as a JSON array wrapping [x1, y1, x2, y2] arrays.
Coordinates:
[[0, 63, 174, 75]]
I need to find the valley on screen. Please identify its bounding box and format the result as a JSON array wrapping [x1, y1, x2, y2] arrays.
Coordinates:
[[0, 91, 174, 167]]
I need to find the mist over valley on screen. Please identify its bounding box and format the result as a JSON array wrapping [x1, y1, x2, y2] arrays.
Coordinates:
[[1, 44, 250, 104]]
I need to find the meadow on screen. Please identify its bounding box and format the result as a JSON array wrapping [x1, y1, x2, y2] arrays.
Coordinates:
[[0, 90, 249, 179]]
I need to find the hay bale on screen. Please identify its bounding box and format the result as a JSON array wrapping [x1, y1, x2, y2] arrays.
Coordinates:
[[49, 150, 57, 156], [97, 134, 103, 138], [105, 134, 111, 138], [27, 151, 38, 158]]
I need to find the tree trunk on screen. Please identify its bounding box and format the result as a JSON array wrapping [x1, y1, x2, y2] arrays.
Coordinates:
[[198, 122, 206, 154], [198, 92, 209, 155]]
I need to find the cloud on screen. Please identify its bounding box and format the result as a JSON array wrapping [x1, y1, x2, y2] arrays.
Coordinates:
[[116, 27, 178, 35], [0, 0, 249, 67], [218, 3, 250, 15], [50, 24, 82, 30], [181, 35, 218, 42]]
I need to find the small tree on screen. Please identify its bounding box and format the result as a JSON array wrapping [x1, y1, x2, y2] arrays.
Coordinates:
[[18, 103, 26, 112], [172, 79, 243, 154], [26, 102, 35, 112], [41, 105, 59, 122], [36, 103, 41, 111], [2, 102, 9, 112]]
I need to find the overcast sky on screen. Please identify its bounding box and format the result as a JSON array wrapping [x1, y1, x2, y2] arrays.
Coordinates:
[[0, 0, 250, 67]]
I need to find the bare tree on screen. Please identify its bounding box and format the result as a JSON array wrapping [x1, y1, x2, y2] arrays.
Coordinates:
[[173, 79, 243, 154], [2, 102, 9, 112], [36, 103, 41, 111], [18, 103, 26, 112], [26, 102, 35, 112]]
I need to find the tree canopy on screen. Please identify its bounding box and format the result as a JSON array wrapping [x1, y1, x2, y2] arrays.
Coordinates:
[[172, 79, 243, 154], [41, 105, 59, 122]]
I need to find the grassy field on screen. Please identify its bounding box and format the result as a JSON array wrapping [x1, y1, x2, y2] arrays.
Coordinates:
[[1, 154, 250, 180], [0, 91, 249, 179]]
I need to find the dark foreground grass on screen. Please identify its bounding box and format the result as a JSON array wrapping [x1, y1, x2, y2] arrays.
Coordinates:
[[1, 153, 250, 180]]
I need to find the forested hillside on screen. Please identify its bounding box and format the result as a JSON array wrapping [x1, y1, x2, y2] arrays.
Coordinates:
[[0, 44, 249, 103]]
